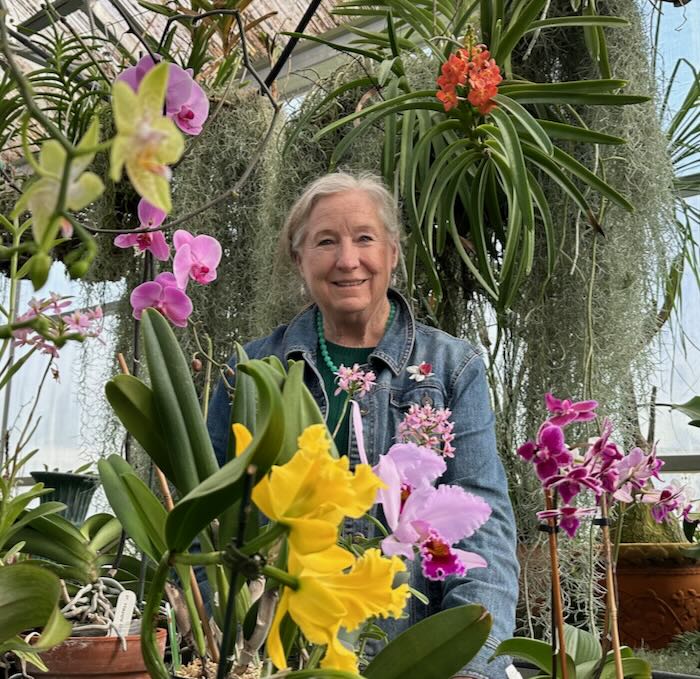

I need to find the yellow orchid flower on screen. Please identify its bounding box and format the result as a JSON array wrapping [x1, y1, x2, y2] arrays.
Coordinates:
[[267, 546, 409, 673], [13, 118, 104, 244], [252, 424, 384, 555], [110, 62, 184, 213]]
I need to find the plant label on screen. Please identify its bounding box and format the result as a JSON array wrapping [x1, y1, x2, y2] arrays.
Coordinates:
[[110, 590, 137, 638]]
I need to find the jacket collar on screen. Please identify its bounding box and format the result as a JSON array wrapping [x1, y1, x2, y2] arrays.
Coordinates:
[[283, 288, 415, 376]]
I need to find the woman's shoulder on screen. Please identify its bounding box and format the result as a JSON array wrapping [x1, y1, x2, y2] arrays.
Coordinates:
[[243, 324, 291, 360], [413, 320, 481, 363]]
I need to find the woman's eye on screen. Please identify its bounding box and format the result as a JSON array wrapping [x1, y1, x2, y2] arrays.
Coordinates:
[[358, 234, 375, 243], [317, 238, 335, 247]]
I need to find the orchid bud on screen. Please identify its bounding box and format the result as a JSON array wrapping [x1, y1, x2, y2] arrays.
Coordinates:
[[30, 253, 52, 290], [191, 357, 203, 372], [68, 260, 90, 279]]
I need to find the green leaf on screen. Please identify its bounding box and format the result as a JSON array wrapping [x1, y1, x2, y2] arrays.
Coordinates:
[[282, 671, 364, 679], [563, 624, 601, 665], [0, 563, 70, 646], [364, 604, 491, 679], [665, 396, 700, 422], [601, 657, 652, 679], [141, 309, 219, 493], [492, 94, 553, 156], [501, 79, 627, 94], [534, 120, 625, 145], [494, 0, 547, 63], [527, 16, 628, 31], [165, 359, 285, 551], [105, 374, 175, 482], [229, 342, 255, 461], [492, 638, 575, 677]]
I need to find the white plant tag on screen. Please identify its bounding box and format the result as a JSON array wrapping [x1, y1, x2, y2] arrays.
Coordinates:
[[110, 590, 137, 638], [506, 664, 524, 679]]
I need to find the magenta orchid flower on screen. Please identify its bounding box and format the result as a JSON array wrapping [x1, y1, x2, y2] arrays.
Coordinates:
[[545, 466, 602, 505], [117, 56, 209, 135], [114, 199, 170, 261], [380, 484, 491, 580], [544, 392, 598, 427], [517, 424, 572, 482], [642, 484, 687, 523], [173, 230, 222, 289], [537, 506, 597, 538], [130, 272, 193, 327], [374, 443, 447, 530]]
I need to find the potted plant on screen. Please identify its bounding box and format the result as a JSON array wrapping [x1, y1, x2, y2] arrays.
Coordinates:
[[30, 463, 100, 526]]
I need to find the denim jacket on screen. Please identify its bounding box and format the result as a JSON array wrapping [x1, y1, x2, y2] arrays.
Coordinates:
[[207, 289, 518, 679]]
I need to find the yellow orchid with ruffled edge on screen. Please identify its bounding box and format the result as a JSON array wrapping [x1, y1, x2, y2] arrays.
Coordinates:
[[266, 545, 409, 673], [243, 423, 384, 555], [110, 62, 184, 213], [13, 118, 104, 244]]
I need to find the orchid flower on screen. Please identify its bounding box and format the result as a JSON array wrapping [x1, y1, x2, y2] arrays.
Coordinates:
[[545, 466, 603, 505], [110, 63, 185, 213], [173, 230, 222, 289], [537, 506, 597, 538], [113, 199, 170, 261], [13, 119, 104, 243], [334, 364, 376, 398], [544, 392, 598, 427], [517, 423, 572, 482], [117, 55, 209, 136], [130, 272, 193, 327], [379, 484, 491, 580], [396, 403, 456, 457]]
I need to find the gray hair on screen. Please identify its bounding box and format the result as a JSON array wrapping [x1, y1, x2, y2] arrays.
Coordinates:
[[279, 171, 403, 263]]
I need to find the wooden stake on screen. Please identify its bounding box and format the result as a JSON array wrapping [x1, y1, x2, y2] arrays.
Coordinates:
[[117, 353, 220, 663], [600, 497, 623, 679], [544, 489, 569, 679]]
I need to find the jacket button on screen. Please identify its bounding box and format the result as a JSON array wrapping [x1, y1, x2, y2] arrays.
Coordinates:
[[360, 407, 369, 416], [421, 395, 433, 406]]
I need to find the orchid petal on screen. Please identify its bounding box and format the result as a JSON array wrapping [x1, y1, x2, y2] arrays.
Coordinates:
[[173, 243, 193, 290]]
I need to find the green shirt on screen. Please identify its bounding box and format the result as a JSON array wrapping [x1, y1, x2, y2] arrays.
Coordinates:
[[317, 340, 373, 454]]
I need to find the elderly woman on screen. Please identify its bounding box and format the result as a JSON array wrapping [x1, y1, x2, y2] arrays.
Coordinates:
[[207, 172, 518, 679]]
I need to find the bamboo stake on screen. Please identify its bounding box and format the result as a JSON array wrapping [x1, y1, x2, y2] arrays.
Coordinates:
[[599, 496, 624, 679], [544, 489, 569, 679], [117, 353, 220, 663]]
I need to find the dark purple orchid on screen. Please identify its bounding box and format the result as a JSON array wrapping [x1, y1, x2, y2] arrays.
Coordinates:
[[517, 424, 572, 481], [544, 392, 598, 427], [117, 56, 209, 136]]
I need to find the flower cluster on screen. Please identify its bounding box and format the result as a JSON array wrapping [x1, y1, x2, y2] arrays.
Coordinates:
[[518, 393, 690, 537], [397, 403, 456, 457], [233, 424, 409, 673], [375, 443, 491, 581], [12, 294, 103, 359], [334, 363, 376, 398], [119, 198, 221, 327], [436, 43, 502, 114]]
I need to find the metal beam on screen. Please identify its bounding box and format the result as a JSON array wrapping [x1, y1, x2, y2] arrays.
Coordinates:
[[17, 0, 84, 34]]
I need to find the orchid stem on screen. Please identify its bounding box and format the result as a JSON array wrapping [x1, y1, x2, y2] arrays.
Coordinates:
[[544, 489, 569, 679]]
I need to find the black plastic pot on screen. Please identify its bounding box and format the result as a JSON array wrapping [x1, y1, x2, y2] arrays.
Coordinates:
[[514, 660, 699, 678], [30, 471, 100, 525]]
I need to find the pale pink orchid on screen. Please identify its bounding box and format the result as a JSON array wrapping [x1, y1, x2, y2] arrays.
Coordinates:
[[173, 230, 222, 289], [396, 403, 456, 457], [380, 484, 491, 580], [334, 364, 376, 398], [130, 272, 193, 327], [544, 392, 598, 427], [642, 484, 687, 523], [374, 443, 447, 530], [114, 199, 170, 261], [117, 55, 209, 135]]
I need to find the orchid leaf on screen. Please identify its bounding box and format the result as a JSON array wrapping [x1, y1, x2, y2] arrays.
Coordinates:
[[364, 604, 491, 679], [664, 396, 700, 423], [492, 638, 576, 677]]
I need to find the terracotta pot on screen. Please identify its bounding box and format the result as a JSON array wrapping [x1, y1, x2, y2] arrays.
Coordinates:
[[34, 628, 167, 678], [616, 542, 700, 649]]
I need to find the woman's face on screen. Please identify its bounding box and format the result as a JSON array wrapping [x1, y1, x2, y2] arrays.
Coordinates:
[[295, 190, 398, 324]]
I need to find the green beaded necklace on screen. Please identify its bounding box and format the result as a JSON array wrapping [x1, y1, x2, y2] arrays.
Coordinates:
[[316, 301, 396, 374]]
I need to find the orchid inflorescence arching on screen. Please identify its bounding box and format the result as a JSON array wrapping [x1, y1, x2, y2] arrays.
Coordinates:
[[518, 393, 691, 537]]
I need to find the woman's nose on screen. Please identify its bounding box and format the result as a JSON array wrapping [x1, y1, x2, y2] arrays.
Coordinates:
[[335, 241, 360, 269]]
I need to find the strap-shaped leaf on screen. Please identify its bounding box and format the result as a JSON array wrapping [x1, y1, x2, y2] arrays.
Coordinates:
[[492, 94, 553, 155], [364, 604, 491, 679], [165, 359, 285, 552], [494, 0, 547, 63], [105, 374, 175, 483], [141, 309, 219, 493], [501, 90, 647, 106], [501, 79, 627, 94], [229, 342, 256, 461], [533, 120, 625, 145], [527, 16, 628, 31]]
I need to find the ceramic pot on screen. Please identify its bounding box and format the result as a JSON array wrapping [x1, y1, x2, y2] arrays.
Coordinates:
[[34, 628, 167, 678], [30, 471, 100, 526], [616, 542, 700, 649]]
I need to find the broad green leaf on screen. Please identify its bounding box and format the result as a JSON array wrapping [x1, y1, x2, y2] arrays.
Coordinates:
[[0, 563, 69, 645], [165, 359, 285, 551], [492, 638, 576, 677], [563, 624, 601, 665], [600, 658, 652, 679], [105, 374, 175, 482], [0, 605, 71, 657], [364, 604, 491, 679], [141, 309, 219, 493], [665, 396, 700, 422]]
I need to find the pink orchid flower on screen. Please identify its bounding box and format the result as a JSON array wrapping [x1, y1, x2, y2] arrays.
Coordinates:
[[396, 403, 456, 457], [130, 272, 193, 327], [642, 484, 687, 523], [114, 199, 170, 261], [334, 364, 376, 398], [117, 56, 209, 135], [380, 484, 491, 580], [517, 424, 572, 482], [544, 392, 598, 427], [537, 506, 597, 538], [173, 230, 222, 289], [374, 443, 447, 530]]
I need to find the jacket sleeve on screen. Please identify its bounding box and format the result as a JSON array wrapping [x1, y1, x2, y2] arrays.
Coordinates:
[[206, 356, 238, 467], [442, 353, 519, 679]]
